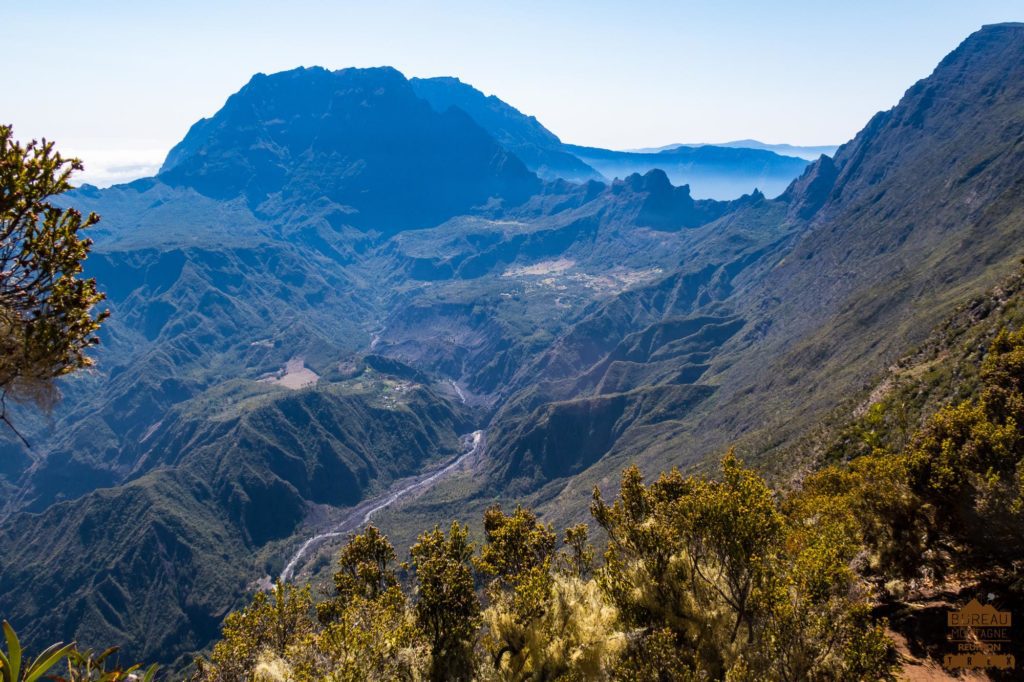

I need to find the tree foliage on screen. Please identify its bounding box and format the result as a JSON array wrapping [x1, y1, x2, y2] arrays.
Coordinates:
[[801, 327, 1024, 582], [195, 582, 313, 682], [324, 524, 398, 604], [412, 522, 481, 682], [475, 506, 620, 681], [194, 452, 900, 681], [0, 126, 107, 436], [591, 455, 895, 680]]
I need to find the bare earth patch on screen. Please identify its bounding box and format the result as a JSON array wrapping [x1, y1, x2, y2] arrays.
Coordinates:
[[502, 259, 663, 296], [502, 258, 575, 277], [259, 357, 319, 389], [539, 267, 664, 294], [893, 627, 989, 681]]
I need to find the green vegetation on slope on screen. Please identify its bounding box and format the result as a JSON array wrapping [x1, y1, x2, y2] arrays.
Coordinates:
[[468, 21, 1024, 536], [191, 455, 897, 681], [0, 370, 472, 669], [189, 306, 1024, 680], [10, 268, 1024, 678]]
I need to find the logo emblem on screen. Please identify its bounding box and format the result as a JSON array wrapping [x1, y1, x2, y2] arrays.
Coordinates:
[[944, 599, 1015, 671]]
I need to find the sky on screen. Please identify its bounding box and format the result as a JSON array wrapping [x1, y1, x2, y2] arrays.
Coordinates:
[[5, 1, 1021, 186]]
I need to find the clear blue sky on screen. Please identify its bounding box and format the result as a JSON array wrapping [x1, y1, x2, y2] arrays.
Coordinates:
[[5, 1, 1020, 185]]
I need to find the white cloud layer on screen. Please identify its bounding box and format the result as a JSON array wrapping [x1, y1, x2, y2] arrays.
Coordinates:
[[66, 147, 168, 188]]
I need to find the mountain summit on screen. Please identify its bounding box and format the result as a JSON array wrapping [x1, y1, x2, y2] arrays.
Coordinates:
[[160, 66, 540, 231]]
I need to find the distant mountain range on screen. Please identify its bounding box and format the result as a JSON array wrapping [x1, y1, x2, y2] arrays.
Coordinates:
[[563, 142, 810, 199], [406, 77, 814, 197], [632, 139, 839, 160], [79, 70, 821, 201], [2, 22, 1024, 671]]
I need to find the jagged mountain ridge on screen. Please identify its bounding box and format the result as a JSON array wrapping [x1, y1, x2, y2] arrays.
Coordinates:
[[406, 74, 813, 196], [564, 143, 811, 199], [409, 76, 602, 182]]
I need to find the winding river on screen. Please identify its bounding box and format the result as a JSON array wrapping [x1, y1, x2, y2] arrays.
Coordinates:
[[279, 429, 485, 582]]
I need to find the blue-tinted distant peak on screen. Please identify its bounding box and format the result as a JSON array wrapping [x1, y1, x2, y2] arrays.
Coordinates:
[[156, 65, 540, 231]]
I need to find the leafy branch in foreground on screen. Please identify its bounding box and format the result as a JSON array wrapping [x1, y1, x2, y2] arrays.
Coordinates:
[[0, 125, 108, 442], [0, 622, 156, 682], [0, 620, 73, 682], [53, 646, 159, 682]]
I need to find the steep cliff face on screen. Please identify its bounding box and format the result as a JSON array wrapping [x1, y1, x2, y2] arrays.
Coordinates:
[[725, 20, 1024, 421], [774, 21, 1024, 313], [477, 23, 1024, 502], [410, 76, 602, 182]]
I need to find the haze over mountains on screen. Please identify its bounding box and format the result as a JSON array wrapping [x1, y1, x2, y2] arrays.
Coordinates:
[[405, 75, 813, 197], [79, 69, 818, 198], [633, 140, 840, 161], [2, 22, 1024, 669]]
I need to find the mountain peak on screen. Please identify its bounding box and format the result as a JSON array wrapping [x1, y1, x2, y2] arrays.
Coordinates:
[[636, 168, 675, 193], [781, 19, 1024, 223], [157, 66, 539, 231], [980, 21, 1024, 30], [931, 21, 1024, 80]]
